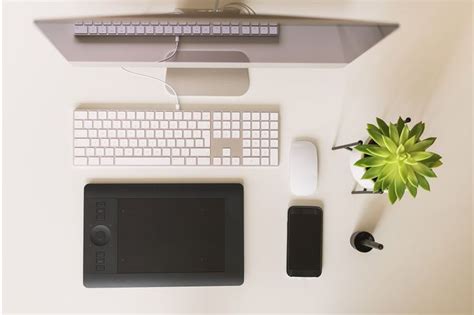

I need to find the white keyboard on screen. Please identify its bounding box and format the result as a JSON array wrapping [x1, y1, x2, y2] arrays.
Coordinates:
[[73, 20, 279, 37], [73, 108, 279, 167]]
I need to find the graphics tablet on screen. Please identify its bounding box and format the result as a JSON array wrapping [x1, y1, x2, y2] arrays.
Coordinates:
[[83, 183, 243, 287]]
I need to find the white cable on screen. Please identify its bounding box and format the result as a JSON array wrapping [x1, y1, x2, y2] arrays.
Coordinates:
[[224, 2, 256, 14], [120, 66, 180, 110], [121, 36, 181, 110]]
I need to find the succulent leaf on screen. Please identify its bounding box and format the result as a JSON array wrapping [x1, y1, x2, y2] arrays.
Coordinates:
[[422, 152, 442, 164], [398, 163, 409, 183], [406, 166, 419, 187], [399, 126, 409, 144], [388, 184, 397, 204], [373, 180, 383, 192], [409, 122, 425, 141], [362, 166, 384, 179], [367, 125, 386, 147], [389, 123, 400, 144], [396, 117, 406, 134], [411, 151, 434, 161], [416, 173, 430, 191], [354, 144, 378, 155], [428, 160, 443, 168], [394, 177, 406, 200], [382, 135, 398, 153], [407, 137, 436, 152], [354, 157, 386, 168], [376, 117, 390, 136], [407, 183, 418, 197], [404, 135, 416, 147], [412, 162, 437, 178], [367, 146, 391, 158]]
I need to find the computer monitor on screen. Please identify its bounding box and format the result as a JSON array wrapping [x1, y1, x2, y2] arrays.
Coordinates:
[[35, 9, 398, 95]]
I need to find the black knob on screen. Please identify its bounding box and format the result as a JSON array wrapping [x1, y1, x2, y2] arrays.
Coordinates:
[[90, 225, 111, 246], [350, 231, 384, 253]]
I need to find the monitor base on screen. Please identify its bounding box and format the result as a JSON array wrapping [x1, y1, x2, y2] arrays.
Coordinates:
[[165, 67, 249, 96]]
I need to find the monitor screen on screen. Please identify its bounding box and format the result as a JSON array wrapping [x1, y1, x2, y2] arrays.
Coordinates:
[[117, 197, 225, 273]]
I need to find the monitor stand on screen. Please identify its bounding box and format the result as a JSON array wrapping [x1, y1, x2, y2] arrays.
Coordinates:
[[165, 50, 250, 96]]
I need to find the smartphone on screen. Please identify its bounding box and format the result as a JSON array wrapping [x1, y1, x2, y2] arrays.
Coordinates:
[[287, 206, 323, 277]]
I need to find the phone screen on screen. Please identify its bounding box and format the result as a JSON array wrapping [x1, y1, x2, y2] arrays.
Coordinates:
[[287, 206, 322, 277]]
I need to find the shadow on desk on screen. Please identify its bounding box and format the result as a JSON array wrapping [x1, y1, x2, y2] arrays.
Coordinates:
[[354, 195, 389, 234], [88, 178, 244, 185]]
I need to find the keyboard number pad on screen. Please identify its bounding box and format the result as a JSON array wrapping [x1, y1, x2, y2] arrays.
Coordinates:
[[211, 111, 279, 166]]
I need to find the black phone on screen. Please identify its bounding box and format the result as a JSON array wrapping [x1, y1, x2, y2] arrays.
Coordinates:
[[287, 206, 322, 277]]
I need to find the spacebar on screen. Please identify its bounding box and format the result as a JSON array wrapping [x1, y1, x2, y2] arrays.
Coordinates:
[[115, 157, 171, 166]]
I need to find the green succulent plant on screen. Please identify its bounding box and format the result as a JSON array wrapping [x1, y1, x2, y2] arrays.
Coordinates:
[[354, 117, 442, 204]]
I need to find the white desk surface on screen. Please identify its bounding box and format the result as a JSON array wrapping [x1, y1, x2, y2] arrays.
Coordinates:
[[3, 1, 473, 314]]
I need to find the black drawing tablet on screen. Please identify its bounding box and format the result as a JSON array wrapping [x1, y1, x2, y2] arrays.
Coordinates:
[[83, 183, 243, 287]]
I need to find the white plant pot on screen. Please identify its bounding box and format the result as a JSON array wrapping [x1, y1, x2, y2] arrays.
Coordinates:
[[349, 147, 375, 190]]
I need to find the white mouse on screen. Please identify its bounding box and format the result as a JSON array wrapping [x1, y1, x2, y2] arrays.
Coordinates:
[[290, 140, 318, 196]]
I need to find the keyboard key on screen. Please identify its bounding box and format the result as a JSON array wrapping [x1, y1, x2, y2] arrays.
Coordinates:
[[190, 149, 210, 156], [243, 158, 260, 166], [74, 148, 85, 156], [171, 148, 180, 156], [89, 157, 99, 165], [213, 112, 221, 120], [186, 157, 196, 165], [74, 111, 88, 119], [222, 148, 231, 156], [197, 157, 210, 165], [74, 120, 83, 129], [172, 157, 185, 165], [74, 130, 87, 138], [270, 149, 278, 165], [115, 157, 170, 165], [100, 157, 114, 165], [197, 121, 210, 129], [75, 139, 89, 147], [77, 156, 90, 165]]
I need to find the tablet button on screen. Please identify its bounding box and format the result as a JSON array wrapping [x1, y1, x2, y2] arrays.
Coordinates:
[[90, 225, 111, 246]]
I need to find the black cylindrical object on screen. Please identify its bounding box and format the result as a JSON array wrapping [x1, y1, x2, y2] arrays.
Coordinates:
[[350, 231, 384, 252]]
